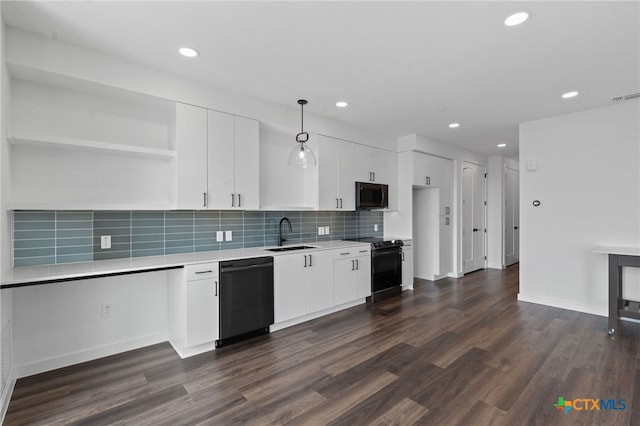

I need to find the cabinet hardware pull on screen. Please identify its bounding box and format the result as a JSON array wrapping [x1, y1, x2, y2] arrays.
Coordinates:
[[340, 252, 350, 255], [402, 252, 405, 261], [203, 192, 207, 207], [355, 259, 359, 270], [237, 194, 241, 207], [426, 176, 431, 185], [215, 280, 218, 296], [359, 249, 368, 253], [372, 172, 375, 182], [369, 172, 372, 181], [304, 255, 307, 267], [336, 198, 339, 208], [339, 198, 343, 208], [351, 260, 355, 271], [445, 217, 450, 225], [309, 254, 312, 267], [195, 270, 213, 274], [231, 193, 235, 207]]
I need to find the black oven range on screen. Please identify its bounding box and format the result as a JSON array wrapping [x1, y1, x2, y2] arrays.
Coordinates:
[[343, 237, 403, 303]]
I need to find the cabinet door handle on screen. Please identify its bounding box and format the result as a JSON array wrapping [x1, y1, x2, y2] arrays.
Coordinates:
[[237, 194, 241, 207], [340, 252, 350, 256], [195, 270, 213, 274], [359, 249, 368, 253], [304, 255, 307, 267], [372, 172, 375, 182], [369, 172, 372, 182], [340, 198, 343, 208], [214, 280, 218, 296], [351, 260, 355, 271], [203, 192, 207, 207], [426, 176, 431, 185], [402, 252, 405, 261], [231, 193, 235, 207], [355, 259, 359, 270], [309, 254, 312, 267], [336, 198, 339, 208]]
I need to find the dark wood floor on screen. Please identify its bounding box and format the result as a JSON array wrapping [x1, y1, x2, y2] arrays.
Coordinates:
[[6, 264, 640, 425]]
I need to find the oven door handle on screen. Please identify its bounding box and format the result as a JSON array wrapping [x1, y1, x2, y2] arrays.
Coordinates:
[[371, 248, 402, 258]]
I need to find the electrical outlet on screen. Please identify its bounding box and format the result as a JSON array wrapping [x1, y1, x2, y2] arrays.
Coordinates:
[[101, 304, 112, 318], [374, 224, 378, 232], [225, 231, 232, 241], [318, 227, 325, 236], [216, 231, 224, 242], [325, 226, 330, 234], [100, 235, 111, 249]]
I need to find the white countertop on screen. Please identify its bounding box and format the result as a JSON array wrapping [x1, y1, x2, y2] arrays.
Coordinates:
[[1, 240, 370, 287], [593, 246, 640, 256]]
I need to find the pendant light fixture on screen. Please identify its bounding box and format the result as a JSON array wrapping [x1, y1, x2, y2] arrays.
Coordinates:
[[288, 99, 317, 168]]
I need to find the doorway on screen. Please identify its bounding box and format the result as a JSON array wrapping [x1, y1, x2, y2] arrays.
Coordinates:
[[504, 168, 520, 266], [412, 187, 439, 280], [462, 162, 487, 273]]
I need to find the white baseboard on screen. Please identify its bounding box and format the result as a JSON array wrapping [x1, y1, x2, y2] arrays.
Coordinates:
[[517, 293, 606, 317], [15, 331, 169, 379], [448, 272, 464, 278]]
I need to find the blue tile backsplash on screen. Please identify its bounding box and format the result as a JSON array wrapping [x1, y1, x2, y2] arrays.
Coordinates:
[[12, 210, 384, 267]]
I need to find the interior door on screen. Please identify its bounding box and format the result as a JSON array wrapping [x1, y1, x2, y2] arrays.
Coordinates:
[[462, 163, 486, 273], [505, 169, 520, 266]]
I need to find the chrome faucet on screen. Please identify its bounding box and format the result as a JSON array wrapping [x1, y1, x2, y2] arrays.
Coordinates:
[[279, 217, 292, 246]]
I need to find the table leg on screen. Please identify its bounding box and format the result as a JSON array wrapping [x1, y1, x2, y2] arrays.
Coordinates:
[[608, 254, 620, 335]]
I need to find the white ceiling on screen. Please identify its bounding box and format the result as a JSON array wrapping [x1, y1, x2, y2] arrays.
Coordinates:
[[2, 1, 639, 158]]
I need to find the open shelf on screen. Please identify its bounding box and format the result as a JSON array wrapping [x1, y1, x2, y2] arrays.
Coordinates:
[[10, 134, 176, 160]]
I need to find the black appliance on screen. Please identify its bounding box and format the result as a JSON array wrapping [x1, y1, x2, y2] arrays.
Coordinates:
[[217, 256, 274, 347], [356, 182, 389, 209], [344, 237, 403, 302]]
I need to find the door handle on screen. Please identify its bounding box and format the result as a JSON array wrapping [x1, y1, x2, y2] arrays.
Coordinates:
[[304, 255, 307, 267], [355, 259, 359, 270], [402, 252, 405, 261], [336, 198, 339, 208], [369, 172, 372, 182], [203, 192, 207, 208], [237, 194, 241, 207], [214, 280, 218, 296], [514, 226, 519, 230], [195, 270, 213, 274], [309, 254, 312, 267], [473, 228, 479, 232], [351, 260, 355, 271], [339, 198, 343, 208], [426, 176, 431, 185], [372, 172, 375, 182], [231, 193, 235, 207]]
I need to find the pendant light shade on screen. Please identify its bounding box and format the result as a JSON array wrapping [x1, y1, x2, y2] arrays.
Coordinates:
[[288, 99, 317, 168]]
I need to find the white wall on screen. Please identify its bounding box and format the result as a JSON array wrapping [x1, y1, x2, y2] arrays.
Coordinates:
[[519, 100, 640, 315], [12, 271, 169, 378]]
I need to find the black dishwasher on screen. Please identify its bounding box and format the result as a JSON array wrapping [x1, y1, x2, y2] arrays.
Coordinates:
[[217, 256, 274, 348]]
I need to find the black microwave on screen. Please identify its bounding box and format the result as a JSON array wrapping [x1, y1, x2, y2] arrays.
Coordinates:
[[356, 182, 388, 209]]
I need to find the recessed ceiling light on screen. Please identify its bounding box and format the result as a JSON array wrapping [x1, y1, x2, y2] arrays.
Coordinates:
[[336, 101, 348, 108], [178, 47, 199, 58], [497, 143, 506, 148], [449, 123, 460, 128], [562, 91, 579, 99], [504, 12, 529, 26]]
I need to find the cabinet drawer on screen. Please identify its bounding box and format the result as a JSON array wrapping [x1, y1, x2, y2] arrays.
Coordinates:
[[334, 247, 370, 259], [185, 262, 219, 281]]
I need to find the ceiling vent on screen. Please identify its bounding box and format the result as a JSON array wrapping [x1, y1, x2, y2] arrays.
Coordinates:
[[612, 92, 640, 102]]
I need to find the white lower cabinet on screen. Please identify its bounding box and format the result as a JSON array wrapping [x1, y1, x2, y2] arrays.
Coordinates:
[[274, 250, 334, 323], [169, 262, 219, 358], [402, 240, 414, 290], [334, 247, 371, 304], [274, 246, 370, 325]]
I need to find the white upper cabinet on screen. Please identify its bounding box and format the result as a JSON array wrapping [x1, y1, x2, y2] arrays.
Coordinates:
[[176, 103, 208, 209], [176, 105, 259, 209], [318, 135, 355, 210], [413, 152, 453, 214], [355, 145, 392, 184]]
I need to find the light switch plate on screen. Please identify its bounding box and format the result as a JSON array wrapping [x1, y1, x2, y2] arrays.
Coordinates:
[[318, 227, 325, 236], [216, 231, 224, 242], [325, 226, 330, 234], [225, 231, 232, 241]]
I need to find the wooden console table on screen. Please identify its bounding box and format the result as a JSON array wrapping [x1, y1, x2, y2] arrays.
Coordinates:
[[593, 246, 640, 335]]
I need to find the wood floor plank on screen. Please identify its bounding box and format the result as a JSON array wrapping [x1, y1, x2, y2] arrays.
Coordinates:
[[7, 264, 640, 425]]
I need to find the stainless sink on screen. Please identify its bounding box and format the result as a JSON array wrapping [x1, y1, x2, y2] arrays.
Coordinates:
[[265, 245, 317, 252]]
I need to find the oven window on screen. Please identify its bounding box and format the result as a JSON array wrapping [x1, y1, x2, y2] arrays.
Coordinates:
[[372, 249, 402, 292]]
